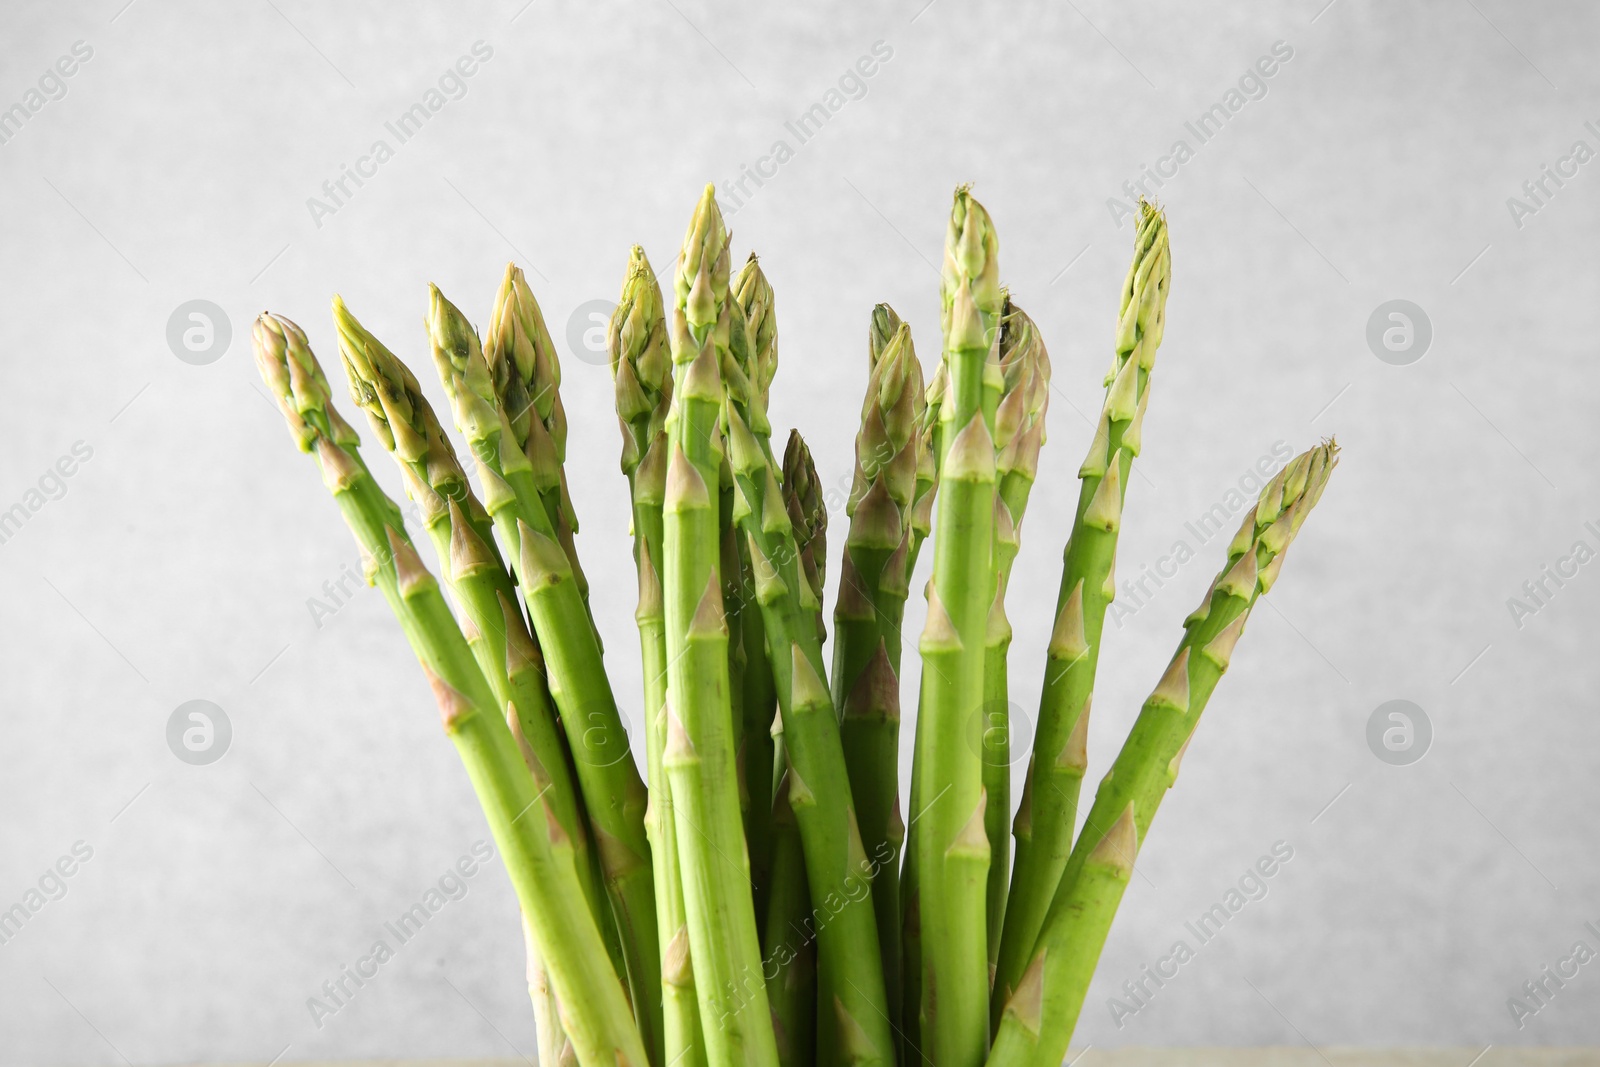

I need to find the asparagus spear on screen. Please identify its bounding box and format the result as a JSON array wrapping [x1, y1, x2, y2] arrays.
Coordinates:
[[724, 405, 895, 1067], [991, 440, 1339, 1067], [732, 254, 780, 889], [662, 186, 779, 1067], [610, 246, 708, 1067], [832, 310, 924, 1038], [898, 351, 941, 1060], [991, 202, 1170, 1014], [253, 314, 645, 1067], [912, 185, 1002, 1067], [526, 919, 579, 1067], [333, 297, 624, 980], [980, 299, 1051, 970], [485, 263, 596, 626], [426, 288, 663, 1063], [762, 771, 817, 1067], [985, 808, 1135, 1067]]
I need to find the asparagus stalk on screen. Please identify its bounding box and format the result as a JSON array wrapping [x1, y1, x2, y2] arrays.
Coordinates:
[[992, 440, 1339, 1067], [732, 254, 780, 878], [980, 301, 1051, 969], [724, 396, 895, 1064], [912, 186, 1002, 1067], [832, 310, 923, 1038], [253, 314, 645, 1067], [762, 771, 817, 1067], [485, 264, 596, 626], [661, 186, 779, 1067], [527, 919, 579, 1067], [984, 808, 1136, 1067], [610, 246, 708, 1067], [898, 354, 941, 1060], [426, 288, 662, 1062], [991, 203, 1170, 1014], [333, 298, 625, 982]]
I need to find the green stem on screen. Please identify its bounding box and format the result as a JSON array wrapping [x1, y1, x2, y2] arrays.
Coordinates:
[[662, 186, 778, 1067], [254, 312, 644, 1067], [992, 206, 1169, 1015], [1017, 442, 1338, 1062], [984, 809, 1136, 1067], [726, 408, 894, 1067], [611, 245, 705, 1067], [912, 186, 1002, 1067], [832, 313, 921, 1033], [427, 288, 662, 1061], [763, 771, 818, 1067]]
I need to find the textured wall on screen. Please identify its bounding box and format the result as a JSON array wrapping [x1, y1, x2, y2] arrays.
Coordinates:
[[0, 0, 1595, 1062]]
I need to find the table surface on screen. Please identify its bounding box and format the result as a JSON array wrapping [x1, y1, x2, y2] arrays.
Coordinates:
[[172, 1055, 1600, 1067]]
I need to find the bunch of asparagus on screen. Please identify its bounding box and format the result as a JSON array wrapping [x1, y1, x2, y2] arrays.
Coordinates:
[[255, 185, 1336, 1067]]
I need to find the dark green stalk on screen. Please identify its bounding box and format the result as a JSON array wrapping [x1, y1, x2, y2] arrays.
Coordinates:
[[725, 404, 894, 1066], [732, 254, 780, 908], [763, 771, 817, 1067], [832, 310, 923, 1043]]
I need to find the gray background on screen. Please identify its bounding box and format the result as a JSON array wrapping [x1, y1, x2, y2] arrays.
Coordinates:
[[1, 0, 1595, 1062]]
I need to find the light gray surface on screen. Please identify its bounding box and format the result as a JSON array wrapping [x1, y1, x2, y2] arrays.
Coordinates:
[[0, 0, 1596, 1063]]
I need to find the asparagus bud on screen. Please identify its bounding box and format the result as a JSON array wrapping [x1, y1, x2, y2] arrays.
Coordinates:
[[610, 246, 673, 481], [486, 264, 592, 618], [781, 429, 826, 630]]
